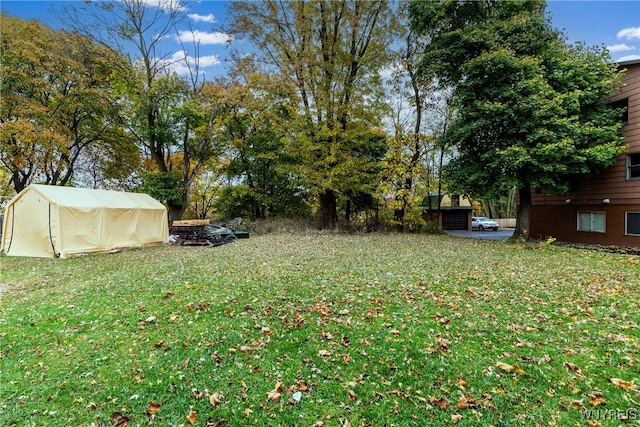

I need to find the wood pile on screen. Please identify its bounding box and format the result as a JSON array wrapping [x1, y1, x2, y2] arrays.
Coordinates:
[[169, 224, 236, 247]]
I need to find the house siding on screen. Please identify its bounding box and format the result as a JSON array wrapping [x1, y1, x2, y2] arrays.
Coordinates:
[[529, 60, 640, 247]]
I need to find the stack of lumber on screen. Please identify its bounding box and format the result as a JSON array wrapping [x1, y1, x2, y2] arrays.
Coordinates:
[[169, 220, 235, 247]]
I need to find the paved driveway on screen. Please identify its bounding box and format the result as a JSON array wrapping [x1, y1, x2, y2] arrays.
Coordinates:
[[446, 229, 513, 240]]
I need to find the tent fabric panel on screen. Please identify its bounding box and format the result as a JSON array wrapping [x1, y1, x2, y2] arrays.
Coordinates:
[[1, 189, 57, 258], [29, 184, 162, 209], [56, 206, 169, 258]]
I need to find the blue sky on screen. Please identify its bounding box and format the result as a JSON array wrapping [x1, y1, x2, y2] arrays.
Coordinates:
[[2, 0, 639, 79]]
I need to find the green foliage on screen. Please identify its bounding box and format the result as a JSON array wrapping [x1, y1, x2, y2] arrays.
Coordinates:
[[0, 15, 132, 193], [139, 171, 185, 207], [409, 0, 627, 238], [229, 0, 394, 227], [210, 70, 311, 221]]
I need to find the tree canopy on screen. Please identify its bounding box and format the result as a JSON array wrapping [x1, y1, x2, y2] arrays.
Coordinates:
[[228, 0, 393, 228], [0, 15, 135, 194], [0, 2, 630, 232], [409, 0, 627, 239]]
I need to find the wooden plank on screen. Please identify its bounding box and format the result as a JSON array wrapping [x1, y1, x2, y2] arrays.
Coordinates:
[[172, 219, 210, 226]]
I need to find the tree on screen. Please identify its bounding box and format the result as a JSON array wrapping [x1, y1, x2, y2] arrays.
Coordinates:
[[229, 0, 393, 228], [380, 2, 446, 231], [409, 0, 626, 239], [0, 15, 133, 194], [212, 65, 310, 220], [65, 0, 214, 221]]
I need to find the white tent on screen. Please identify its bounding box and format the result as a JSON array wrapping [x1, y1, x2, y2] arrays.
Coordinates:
[[1, 184, 169, 258]]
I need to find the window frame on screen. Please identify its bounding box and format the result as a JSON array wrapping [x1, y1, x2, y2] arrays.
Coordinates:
[[577, 211, 606, 233], [626, 212, 640, 236], [610, 98, 629, 125], [628, 153, 640, 180]]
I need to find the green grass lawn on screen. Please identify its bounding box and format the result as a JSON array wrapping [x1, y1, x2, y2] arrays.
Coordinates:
[[1, 233, 639, 426]]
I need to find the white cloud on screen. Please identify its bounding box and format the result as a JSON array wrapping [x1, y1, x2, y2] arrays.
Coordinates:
[[617, 27, 640, 40], [617, 54, 640, 62], [176, 30, 233, 45], [187, 13, 216, 23], [607, 43, 636, 53], [137, 0, 187, 12], [158, 50, 221, 76]]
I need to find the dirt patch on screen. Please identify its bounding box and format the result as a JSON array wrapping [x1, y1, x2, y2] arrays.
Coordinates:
[[555, 242, 640, 256]]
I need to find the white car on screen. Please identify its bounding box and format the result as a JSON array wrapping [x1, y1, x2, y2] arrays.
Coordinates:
[[472, 216, 499, 231]]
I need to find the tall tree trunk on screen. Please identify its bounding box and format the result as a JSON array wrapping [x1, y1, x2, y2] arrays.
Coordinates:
[[345, 198, 351, 224], [513, 184, 531, 240], [394, 207, 405, 232], [319, 189, 337, 229]]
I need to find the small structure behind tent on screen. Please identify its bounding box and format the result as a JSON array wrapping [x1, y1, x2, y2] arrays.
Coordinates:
[[1, 184, 169, 258]]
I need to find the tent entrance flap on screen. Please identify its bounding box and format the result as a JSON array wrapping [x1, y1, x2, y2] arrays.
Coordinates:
[[48, 203, 57, 257], [5, 203, 15, 254]]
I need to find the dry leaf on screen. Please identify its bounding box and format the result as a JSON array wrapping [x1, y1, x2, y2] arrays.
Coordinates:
[[588, 393, 606, 407], [110, 412, 130, 426], [146, 402, 161, 415], [428, 396, 449, 410], [451, 414, 463, 424], [456, 397, 468, 410], [570, 400, 585, 409], [186, 410, 197, 424], [495, 362, 514, 372], [209, 391, 223, 406], [610, 377, 635, 390], [267, 381, 283, 401], [347, 390, 357, 402], [563, 361, 586, 378], [241, 381, 248, 400]]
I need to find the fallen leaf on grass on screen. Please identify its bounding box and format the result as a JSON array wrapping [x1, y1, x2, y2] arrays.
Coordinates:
[[435, 337, 450, 353], [457, 397, 469, 410], [451, 414, 462, 423], [267, 381, 283, 401], [610, 377, 635, 390], [570, 399, 585, 409], [146, 402, 161, 415], [347, 390, 357, 402], [495, 362, 514, 372], [110, 412, 130, 426], [495, 361, 524, 374], [563, 362, 586, 379], [209, 391, 223, 406], [186, 410, 197, 424], [428, 396, 449, 410], [588, 392, 606, 407]]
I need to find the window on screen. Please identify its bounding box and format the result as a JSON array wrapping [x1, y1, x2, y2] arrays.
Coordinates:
[[578, 212, 606, 233], [628, 153, 640, 180], [611, 98, 629, 125], [627, 213, 640, 236]]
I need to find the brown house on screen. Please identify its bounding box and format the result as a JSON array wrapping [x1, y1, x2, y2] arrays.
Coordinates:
[[529, 59, 640, 247]]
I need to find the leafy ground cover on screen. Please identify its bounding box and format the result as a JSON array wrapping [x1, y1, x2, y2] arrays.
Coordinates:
[[1, 233, 638, 426]]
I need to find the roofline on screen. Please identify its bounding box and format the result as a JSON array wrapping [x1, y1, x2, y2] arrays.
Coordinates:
[[618, 59, 640, 67]]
